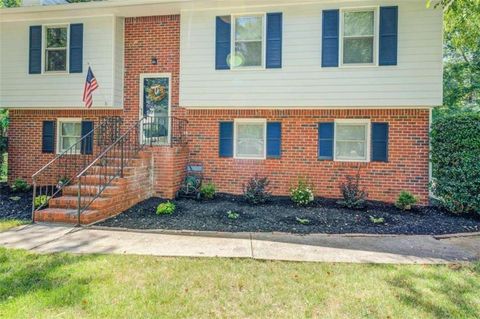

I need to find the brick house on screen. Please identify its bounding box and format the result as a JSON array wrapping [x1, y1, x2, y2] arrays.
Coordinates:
[[0, 0, 442, 224]]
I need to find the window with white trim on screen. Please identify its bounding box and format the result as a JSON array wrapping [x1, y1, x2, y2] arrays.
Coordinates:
[[335, 120, 370, 161], [45, 26, 68, 72], [341, 9, 376, 65], [234, 120, 266, 159], [232, 15, 265, 68], [57, 119, 81, 153]]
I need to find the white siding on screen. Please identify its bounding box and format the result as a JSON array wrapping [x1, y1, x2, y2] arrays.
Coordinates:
[[180, 0, 443, 108], [113, 17, 125, 107], [0, 16, 122, 109]]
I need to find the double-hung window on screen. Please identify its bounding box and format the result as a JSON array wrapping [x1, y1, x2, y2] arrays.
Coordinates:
[[341, 9, 377, 65], [57, 119, 82, 153], [45, 26, 68, 72], [232, 15, 265, 68], [334, 120, 370, 162], [234, 119, 266, 159]]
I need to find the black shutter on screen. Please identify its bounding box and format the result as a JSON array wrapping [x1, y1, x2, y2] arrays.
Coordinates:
[[215, 16, 231, 70], [371, 123, 389, 162], [266, 13, 283, 69], [42, 121, 55, 153], [219, 122, 233, 157], [379, 6, 398, 66], [70, 23, 84, 73], [29, 26, 42, 74], [81, 121, 94, 155], [322, 10, 339, 67]]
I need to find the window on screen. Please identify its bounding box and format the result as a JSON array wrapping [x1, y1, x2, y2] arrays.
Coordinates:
[[341, 9, 376, 65], [57, 119, 82, 153], [45, 26, 68, 72], [335, 120, 370, 161], [232, 15, 265, 68], [234, 120, 266, 159]]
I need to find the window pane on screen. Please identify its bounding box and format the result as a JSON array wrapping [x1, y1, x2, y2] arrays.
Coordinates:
[[46, 50, 67, 71], [61, 123, 81, 136], [336, 141, 366, 160], [344, 11, 374, 37], [235, 16, 263, 41], [336, 124, 366, 140], [46, 27, 67, 48], [236, 122, 265, 158], [234, 42, 262, 67], [62, 137, 79, 151], [343, 37, 374, 64]]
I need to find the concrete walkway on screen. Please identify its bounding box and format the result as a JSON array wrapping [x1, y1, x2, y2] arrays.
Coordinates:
[[0, 224, 479, 264]]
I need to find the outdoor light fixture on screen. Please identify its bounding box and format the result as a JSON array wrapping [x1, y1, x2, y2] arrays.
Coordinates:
[[151, 56, 158, 65]]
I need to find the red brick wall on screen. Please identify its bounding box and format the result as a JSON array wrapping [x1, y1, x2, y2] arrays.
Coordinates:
[[186, 108, 431, 205]]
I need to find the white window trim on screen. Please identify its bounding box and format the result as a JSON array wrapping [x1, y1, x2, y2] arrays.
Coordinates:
[[42, 24, 70, 75], [334, 119, 371, 162], [339, 7, 379, 68], [233, 118, 267, 160], [56, 118, 82, 155], [230, 13, 267, 71]]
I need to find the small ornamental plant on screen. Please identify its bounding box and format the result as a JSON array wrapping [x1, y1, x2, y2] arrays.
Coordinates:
[[243, 174, 271, 205], [369, 216, 385, 225], [11, 179, 31, 193], [156, 201, 176, 215], [34, 195, 50, 209], [200, 182, 216, 200], [290, 179, 314, 206], [296, 217, 311, 225], [395, 191, 418, 211], [227, 211, 240, 220], [338, 173, 368, 209]]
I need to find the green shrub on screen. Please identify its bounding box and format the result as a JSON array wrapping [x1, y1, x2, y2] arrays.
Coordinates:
[[369, 216, 385, 225], [243, 174, 271, 205], [296, 217, 310, 225], [156, 201, 176, 215], [11, 179, 31, 193], [290, 179, 314, 206], [396, 191, 418, 211], [226, 211, 240, 220], [200, 182, 216, 200], [338, 173, 368, 209], [431, 113, 480, 215], [34, 195, 50, 209]]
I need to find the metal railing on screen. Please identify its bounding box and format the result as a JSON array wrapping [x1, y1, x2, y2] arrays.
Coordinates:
[[75, 116, 188, 223], [31, 116, 123, 220]]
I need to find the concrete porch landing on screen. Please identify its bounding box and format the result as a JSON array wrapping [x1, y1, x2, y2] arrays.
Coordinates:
[[0, 224, 479, 264]]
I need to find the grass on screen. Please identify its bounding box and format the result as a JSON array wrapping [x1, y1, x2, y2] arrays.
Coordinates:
[[0, 220, 28, 232], [0, 248, 478, 318]]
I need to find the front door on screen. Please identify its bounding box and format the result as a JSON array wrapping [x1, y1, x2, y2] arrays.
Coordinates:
[[141, 74, 171, 145]]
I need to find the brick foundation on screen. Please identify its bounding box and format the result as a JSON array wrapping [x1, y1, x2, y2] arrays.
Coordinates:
[[186, 108, 430, 205]]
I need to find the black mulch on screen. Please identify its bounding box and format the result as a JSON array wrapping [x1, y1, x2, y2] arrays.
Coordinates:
[[97, 194, 480, 235], [0, 183, 32, 221]]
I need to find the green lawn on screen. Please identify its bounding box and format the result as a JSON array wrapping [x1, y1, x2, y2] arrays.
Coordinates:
[[0, 247, 478, 319], [0, 219, 27, 232]]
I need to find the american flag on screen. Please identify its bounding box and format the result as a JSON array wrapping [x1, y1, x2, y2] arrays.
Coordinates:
[[83, 66, 98, 108]]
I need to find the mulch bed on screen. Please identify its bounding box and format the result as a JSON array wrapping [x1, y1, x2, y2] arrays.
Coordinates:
[[0, 183, 33, 221], [97, 194, 480, 235]]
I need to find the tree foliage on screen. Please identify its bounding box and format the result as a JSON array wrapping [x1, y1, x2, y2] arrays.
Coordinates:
[[436, 0, 480, 117], [0, 0, 21, 8]]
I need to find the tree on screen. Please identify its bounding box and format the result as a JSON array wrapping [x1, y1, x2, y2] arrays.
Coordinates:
[[0, 0, 21, 8], [436, 0, 480, 117]]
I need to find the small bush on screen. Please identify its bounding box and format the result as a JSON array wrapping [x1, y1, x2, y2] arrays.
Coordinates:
[[226, 211, 240, 220], [156, 201, 176, 215], [396, 191, 417, 211], [200, 182, 216, 200], [369, 216, 385, 225], [296, 217, 310, 225], [338, 173, 368, 209], [431, 113, 480, 215], [290, 179, 314, 206], [11, 179, 31, 193], [34, 195, 50, 209], [243, 174, 271, 205]]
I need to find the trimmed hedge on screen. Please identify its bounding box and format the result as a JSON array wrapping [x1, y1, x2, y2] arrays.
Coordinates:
[[431, 113, 480, 215]]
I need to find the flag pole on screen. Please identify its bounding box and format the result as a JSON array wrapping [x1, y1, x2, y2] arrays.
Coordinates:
[[86, 62, 109, 107]]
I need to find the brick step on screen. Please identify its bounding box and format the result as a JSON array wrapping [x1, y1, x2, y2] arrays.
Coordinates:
[[77, 175, 125, 186], [62, 185, 124, 197], [34, 208, 96, 224], [87, 165, 137, 176], [49, 195, 116, 210], [97, 157, 150, 167]]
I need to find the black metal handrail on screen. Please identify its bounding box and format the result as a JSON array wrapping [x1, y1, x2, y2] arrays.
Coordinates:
[[31, 116, 122, 219], [75, 116, 188, 223]]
